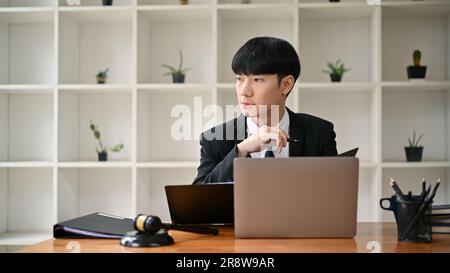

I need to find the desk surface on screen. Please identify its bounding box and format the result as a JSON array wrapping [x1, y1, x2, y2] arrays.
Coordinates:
[[20, 223, 450, 253]]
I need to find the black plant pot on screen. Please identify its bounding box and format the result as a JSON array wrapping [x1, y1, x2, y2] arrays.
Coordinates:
[[98, 152, 108, 161], [329, 0, 340, 2], [172, 73, 185, 83], [405, 147, 423, 162], [407, 66, 427, 79], [102, 0, 113, 6], [329, 73, 342, 82], [96, 77, 106, 84]]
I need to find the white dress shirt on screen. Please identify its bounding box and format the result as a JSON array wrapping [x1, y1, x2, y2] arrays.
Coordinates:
[[246, 109, 290, 158]]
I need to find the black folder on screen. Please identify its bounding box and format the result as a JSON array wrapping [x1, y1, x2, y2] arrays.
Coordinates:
[[53, 212, 133, 239]]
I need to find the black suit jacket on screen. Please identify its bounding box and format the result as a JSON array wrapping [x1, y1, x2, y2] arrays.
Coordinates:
[[192, 107, 338, 184]]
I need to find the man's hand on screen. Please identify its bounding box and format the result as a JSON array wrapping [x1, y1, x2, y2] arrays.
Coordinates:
[[237, 126, 288, 157]]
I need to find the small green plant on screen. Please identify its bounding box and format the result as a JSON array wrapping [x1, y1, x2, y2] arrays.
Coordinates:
[[413, 50, 421, 66], [96, 68, 109, 79], [161, 50, 192, 78], [407, 130, 423, 148], [322, 59, 351, 77], [96, 68, 109, 84], [89, 121, 124, 154]]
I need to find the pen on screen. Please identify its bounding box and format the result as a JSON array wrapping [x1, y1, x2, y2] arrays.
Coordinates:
[[422, 177, 426, 193], [390, 178, 405, 201], [427, 178, 441, 203]]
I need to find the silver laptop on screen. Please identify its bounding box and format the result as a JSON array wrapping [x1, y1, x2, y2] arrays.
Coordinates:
[[233, 157, 359, 238]]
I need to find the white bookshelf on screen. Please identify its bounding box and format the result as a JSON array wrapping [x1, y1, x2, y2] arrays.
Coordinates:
[[1, 0, 450, 245]]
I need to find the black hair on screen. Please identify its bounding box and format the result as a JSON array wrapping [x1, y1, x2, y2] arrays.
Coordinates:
[[231, 36, 301, 86]]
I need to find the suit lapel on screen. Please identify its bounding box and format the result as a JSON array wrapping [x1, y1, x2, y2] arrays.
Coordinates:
[[233, 114, 250, 157], [287, 107, 305, 157]]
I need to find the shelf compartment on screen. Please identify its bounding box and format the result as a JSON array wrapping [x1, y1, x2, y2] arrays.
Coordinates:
[[0, 93, 54, 162], [298, 4, 378, 82], [382, 1, 450, 19], [138, 0, 211, 5], [382, 89, 449, 162], [57, 167, 133, 223], [382, 2, 450, 81], [136, 168, 196, 223], [217, 5, 294, 83], [0, 0, 55, 7], [219, 0, 293, 4], [0, 10, 54, 84], [137, 89, 212, 161], [298, 2, 374, 20], [59, 8, 133, 84], [298, 89, 379, 162], [137, 8, 213, 84], [59, 0, 134, 7], [0, 167, 54, 245], [58, 90, 132, 162]]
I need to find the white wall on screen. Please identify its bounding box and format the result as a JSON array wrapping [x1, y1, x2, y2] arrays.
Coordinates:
[[0, 95, 7, 161], [8, 168, 53, 232], [0, 22, 8, 84], [78, 168, 132, 218], [9, 24, 54, 84], [0, 169, 7, 234], [8, 94, 54, 161]]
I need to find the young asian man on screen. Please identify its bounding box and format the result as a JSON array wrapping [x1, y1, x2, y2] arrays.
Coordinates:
[[193, 37, 337, 184]]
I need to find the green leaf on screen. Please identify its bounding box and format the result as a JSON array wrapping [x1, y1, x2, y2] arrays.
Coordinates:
[[178, 49, 183, 72], [415, 133, 423, 147], [161, 64, 177, 73], [94, 131, 101, 140], [110, 143, 124, 153]]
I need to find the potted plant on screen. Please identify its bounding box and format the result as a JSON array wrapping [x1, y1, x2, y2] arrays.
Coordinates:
[[405, 130, 423, 162], [102, 0, 113, 5], [89, 121, 124, 162], [96, 68, 109, 84], [161, 50, 192, 84], [407, 50, 427, 79], [329, 0, 340, 2], [322, 60, 350, 82]]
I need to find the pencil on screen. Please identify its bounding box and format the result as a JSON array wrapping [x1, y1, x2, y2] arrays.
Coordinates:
[[390, 178, 405, 200]]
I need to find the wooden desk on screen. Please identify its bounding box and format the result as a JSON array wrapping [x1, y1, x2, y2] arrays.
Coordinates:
[[19, 223, 450, 253]]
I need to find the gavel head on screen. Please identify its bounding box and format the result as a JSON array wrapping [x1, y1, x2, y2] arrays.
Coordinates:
[[133, 214, 163, 234]]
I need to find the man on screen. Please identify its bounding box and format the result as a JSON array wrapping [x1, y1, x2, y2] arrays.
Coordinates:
[[193, 37, 337, 184]]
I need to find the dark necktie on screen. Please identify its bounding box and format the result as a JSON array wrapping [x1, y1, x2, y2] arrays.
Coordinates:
[[264, 150, 275, 158]]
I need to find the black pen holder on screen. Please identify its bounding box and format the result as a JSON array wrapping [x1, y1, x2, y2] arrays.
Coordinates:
[[380, 195, 432, 243]]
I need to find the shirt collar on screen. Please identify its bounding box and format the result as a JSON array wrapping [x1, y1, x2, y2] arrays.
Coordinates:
[[246, 108, 290, 137]]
